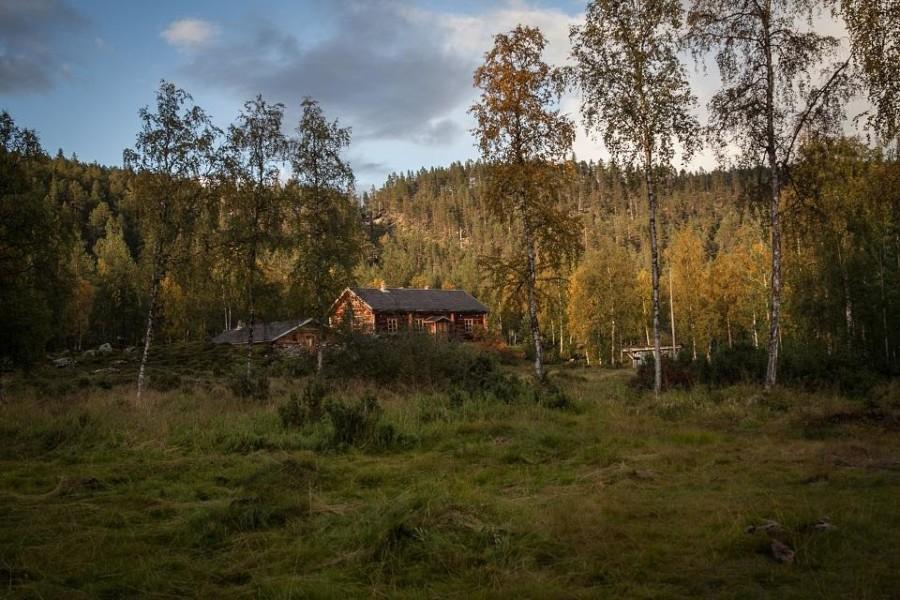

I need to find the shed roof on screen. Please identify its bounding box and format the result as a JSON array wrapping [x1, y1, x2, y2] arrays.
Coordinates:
[[350, 287, 488, 313], [212, 318, 316, 345]]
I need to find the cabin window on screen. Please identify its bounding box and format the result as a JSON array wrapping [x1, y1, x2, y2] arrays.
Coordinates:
[[386, 317, 399, 333], [464, 318, 475, 333], [414, 318, 424, 331]]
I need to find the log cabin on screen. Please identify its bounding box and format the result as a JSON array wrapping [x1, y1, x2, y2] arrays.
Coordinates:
[[330, 286, 488, 338], [211, 318, 319, 350]]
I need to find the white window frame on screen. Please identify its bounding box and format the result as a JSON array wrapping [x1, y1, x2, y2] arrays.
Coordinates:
[[464, 318, 475, 333], [386, 317, 399, 333]]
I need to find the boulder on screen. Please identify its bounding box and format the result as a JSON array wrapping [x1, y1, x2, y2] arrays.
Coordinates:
[[98, 343, 113, 354], [53, 357, 76, 368], [82, 349, 96, 358]]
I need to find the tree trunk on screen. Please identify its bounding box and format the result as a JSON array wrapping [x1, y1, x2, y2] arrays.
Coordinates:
[[610, 318, 616, 366], [136, 244, 164, 404], [668, 266, 676, 352], [642, 298, 651, 346], [838, 243, 854, 348], [646, 164, 662, 395], [316, 322, 325, 374], [764, 22, 781, 391], [246, 244, 257, 380], [752, 310, 759, 349], [523, 215, 544, 380], [880, 239, 890, 362], [727, 314, 733, 348]]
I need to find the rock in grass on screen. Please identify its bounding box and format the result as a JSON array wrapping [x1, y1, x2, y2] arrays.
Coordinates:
[[745, 519, 782, 534], [98, 343, 113, 354], [771, 539, 795, 563], [53, 357, 76, 368]]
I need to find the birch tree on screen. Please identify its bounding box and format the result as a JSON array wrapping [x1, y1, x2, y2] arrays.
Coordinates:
[[571, 0, 699, 394], [686, 0, 853, 389], [840, 0, 900, 147], [124, 81, 218, 404], [470, 25, 578, 380], [222, 96, 289, 378], [288, 98, 361, 373]]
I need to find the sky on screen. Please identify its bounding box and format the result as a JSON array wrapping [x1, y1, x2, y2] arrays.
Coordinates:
[[0, 0, 855, 190]]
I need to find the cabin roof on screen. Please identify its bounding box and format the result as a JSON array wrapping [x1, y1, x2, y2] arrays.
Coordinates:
[[349, 287, 489, 313], [212, 318, 316, 345]]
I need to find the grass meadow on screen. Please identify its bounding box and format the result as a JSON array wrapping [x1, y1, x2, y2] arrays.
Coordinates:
[[1, 343, 899, 598]]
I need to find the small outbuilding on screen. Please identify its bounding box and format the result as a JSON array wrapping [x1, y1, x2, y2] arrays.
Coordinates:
[[621, 344, 682, 368], [212, 318, 319, 350]]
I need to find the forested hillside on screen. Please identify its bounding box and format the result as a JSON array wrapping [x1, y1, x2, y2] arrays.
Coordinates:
[[360, 152, 899, 371], [3, 112, 897, 375]]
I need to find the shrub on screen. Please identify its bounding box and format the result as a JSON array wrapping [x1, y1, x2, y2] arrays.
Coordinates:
[[227, 368, 270, 401], [324, 393, 383, 449], [697, 344, 766, 386], [780, 346, 881, 396], [534, 380, 573, 410], [149, 370, 181, 392], [324, 332, 484, 387], [631, 355, 696, 391], [270, 353, 315, 378], [279, 379, 328, 428]]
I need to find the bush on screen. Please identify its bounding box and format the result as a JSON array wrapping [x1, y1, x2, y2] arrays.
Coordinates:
[[270, 353, 315, 378], [533, 380, 573, 410], [324, 393, 383, 449], [631, 354, 696, 391], [279, 379, 328, 428], [780, 346, 882, 396], [696, 343, 882, 396], [697, 344, 766, 386], [227, 368, 270, 401], [324, 332, 484, 387], [149, 370, 181, 392]]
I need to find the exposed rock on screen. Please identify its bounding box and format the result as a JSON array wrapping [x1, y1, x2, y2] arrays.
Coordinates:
[[771, 539, 795, 563], [745, 519, 782, 535], [123, 346, 136, 354], [98, 343, 113, 354], [82, 349, 96, 358], [52, 357, 75, 368]]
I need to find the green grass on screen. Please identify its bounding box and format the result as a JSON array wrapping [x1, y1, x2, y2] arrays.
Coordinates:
[[1, 355, 899, 598]]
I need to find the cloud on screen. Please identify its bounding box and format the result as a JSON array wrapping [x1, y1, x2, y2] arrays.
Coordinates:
[[161, 18, 219, 49], [0, 0, 86, 94], [174, 2, 477, 145]]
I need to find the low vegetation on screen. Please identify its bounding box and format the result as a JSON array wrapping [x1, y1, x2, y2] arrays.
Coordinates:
[[1, 340, 898, 597]]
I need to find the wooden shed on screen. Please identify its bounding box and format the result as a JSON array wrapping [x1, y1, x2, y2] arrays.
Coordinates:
[[211, 318, 320, 351], [621, 344, 682, 368]]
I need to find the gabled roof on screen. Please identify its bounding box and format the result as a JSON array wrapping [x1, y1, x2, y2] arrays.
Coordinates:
[[212, 318, 316, 345], [349, 287, 489, 313]]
